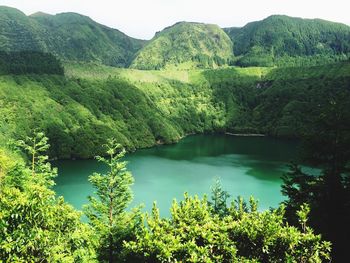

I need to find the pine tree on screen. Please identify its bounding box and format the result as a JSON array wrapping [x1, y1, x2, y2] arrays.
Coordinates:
[[208, 178, 230, 217], [84, 139, 136, 263], [0, 132, 96, 262], [281, 88, 350, 261], [15, 131, 56, 187]]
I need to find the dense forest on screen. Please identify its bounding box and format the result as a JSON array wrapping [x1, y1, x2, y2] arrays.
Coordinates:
[[2, 61, 348, 159], [224, 15, 350, 67], [0, 5, 350, 262], [0, 51, 64, 75]]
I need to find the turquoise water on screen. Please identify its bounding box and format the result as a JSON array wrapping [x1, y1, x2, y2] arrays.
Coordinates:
[[53, 134, 299, 216]]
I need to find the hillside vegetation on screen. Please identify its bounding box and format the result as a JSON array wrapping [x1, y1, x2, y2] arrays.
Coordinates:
[[130, 22, 234, 70], [0, 6, 146, 67], [0, 51, 64, 75], [224, 15, 350, 67], [1, 60, 349, 160], [0, 65, 229, 159], [1, 6, 349, 68]]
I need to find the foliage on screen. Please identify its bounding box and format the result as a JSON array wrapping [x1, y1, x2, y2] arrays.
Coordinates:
[[0, 186, 96, 262], [84, 139, 141, 262], [249, 63, 350, 137], [1, 61, 350, 159], [224, 15, 350, 67], [130, 22, 233, 70], [281, 87, 350, 260], [124, 194, 331, 262], [0, 134, 96, 262], [0, 67, 229, 159], [0, 6, 146, 67], [208, 178, 230, 217], [15, 131, 56, 187], [0, 51, 64, 75]]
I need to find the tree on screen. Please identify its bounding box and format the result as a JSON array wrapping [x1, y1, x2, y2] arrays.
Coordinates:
[[281, 88, 350, 261], [16, 131, 56, 187], [84, 139, 139, 263], [124, 194, 331, 262], [124, 194, 239, 262], [0, 133, 96, 262], [208, 178, 230, 217]]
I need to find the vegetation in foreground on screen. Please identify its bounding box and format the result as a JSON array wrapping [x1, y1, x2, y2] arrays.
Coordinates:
[[0, 133, 331, 262], [281, 87, 350, 261]]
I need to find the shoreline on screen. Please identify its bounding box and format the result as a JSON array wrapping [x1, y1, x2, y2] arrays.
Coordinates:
[[225, 132, 266, 137], [51, 132, 267, 162]]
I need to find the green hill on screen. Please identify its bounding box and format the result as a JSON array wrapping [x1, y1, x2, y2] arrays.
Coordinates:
[[0, 6, 146, 67], [1, 60, 349, 158], [130, 22, 234, 70], [0, 6, 44, 51], [224, 15, 350, 66], [2, 6, 350, 69]]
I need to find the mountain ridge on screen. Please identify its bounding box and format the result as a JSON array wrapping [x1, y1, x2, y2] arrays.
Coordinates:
[[0, 6, 146, 67], [224, 14, 350, 66], [1, 6, 349, 68]]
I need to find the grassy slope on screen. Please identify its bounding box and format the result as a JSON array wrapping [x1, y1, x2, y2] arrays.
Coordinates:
[[130, 22, 233, 70]]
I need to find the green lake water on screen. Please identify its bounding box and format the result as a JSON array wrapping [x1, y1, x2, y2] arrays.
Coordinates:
[[53, 134, 299, 216]]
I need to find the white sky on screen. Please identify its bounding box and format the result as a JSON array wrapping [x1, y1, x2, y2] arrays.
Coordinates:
[[1, 0, 349, 40]]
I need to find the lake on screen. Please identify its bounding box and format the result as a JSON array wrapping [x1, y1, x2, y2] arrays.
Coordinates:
[[53, 134, 299, 216]]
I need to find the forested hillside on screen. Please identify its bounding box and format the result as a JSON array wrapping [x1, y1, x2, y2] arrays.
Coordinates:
[[1, 6, 349, 69], [130, 22, 234, 69], [1, 60, 349, 160], [0, 65, 227, 159], [0, 51, 64, 75], [224, 15, 350, 66], [0, 6, 146, 67], [217, 62, 350, 136]]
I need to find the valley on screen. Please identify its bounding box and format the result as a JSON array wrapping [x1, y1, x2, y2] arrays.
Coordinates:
[[0, 4, 349, 262]]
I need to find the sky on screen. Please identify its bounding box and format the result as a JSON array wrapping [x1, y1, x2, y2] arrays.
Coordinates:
[[1, 0, 349, 39]]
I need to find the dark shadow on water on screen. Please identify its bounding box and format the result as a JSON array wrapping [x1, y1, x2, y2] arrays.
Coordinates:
[[134, 134, 300, 162]]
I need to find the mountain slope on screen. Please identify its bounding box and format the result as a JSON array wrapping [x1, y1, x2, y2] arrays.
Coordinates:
[[1, 6, 350, 69], [130, 22, 233, 70], [0, 6, 44, 51], [31, 12, 146, 67], [0, 6, 146, 67], [224, 15, 350, 66]]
